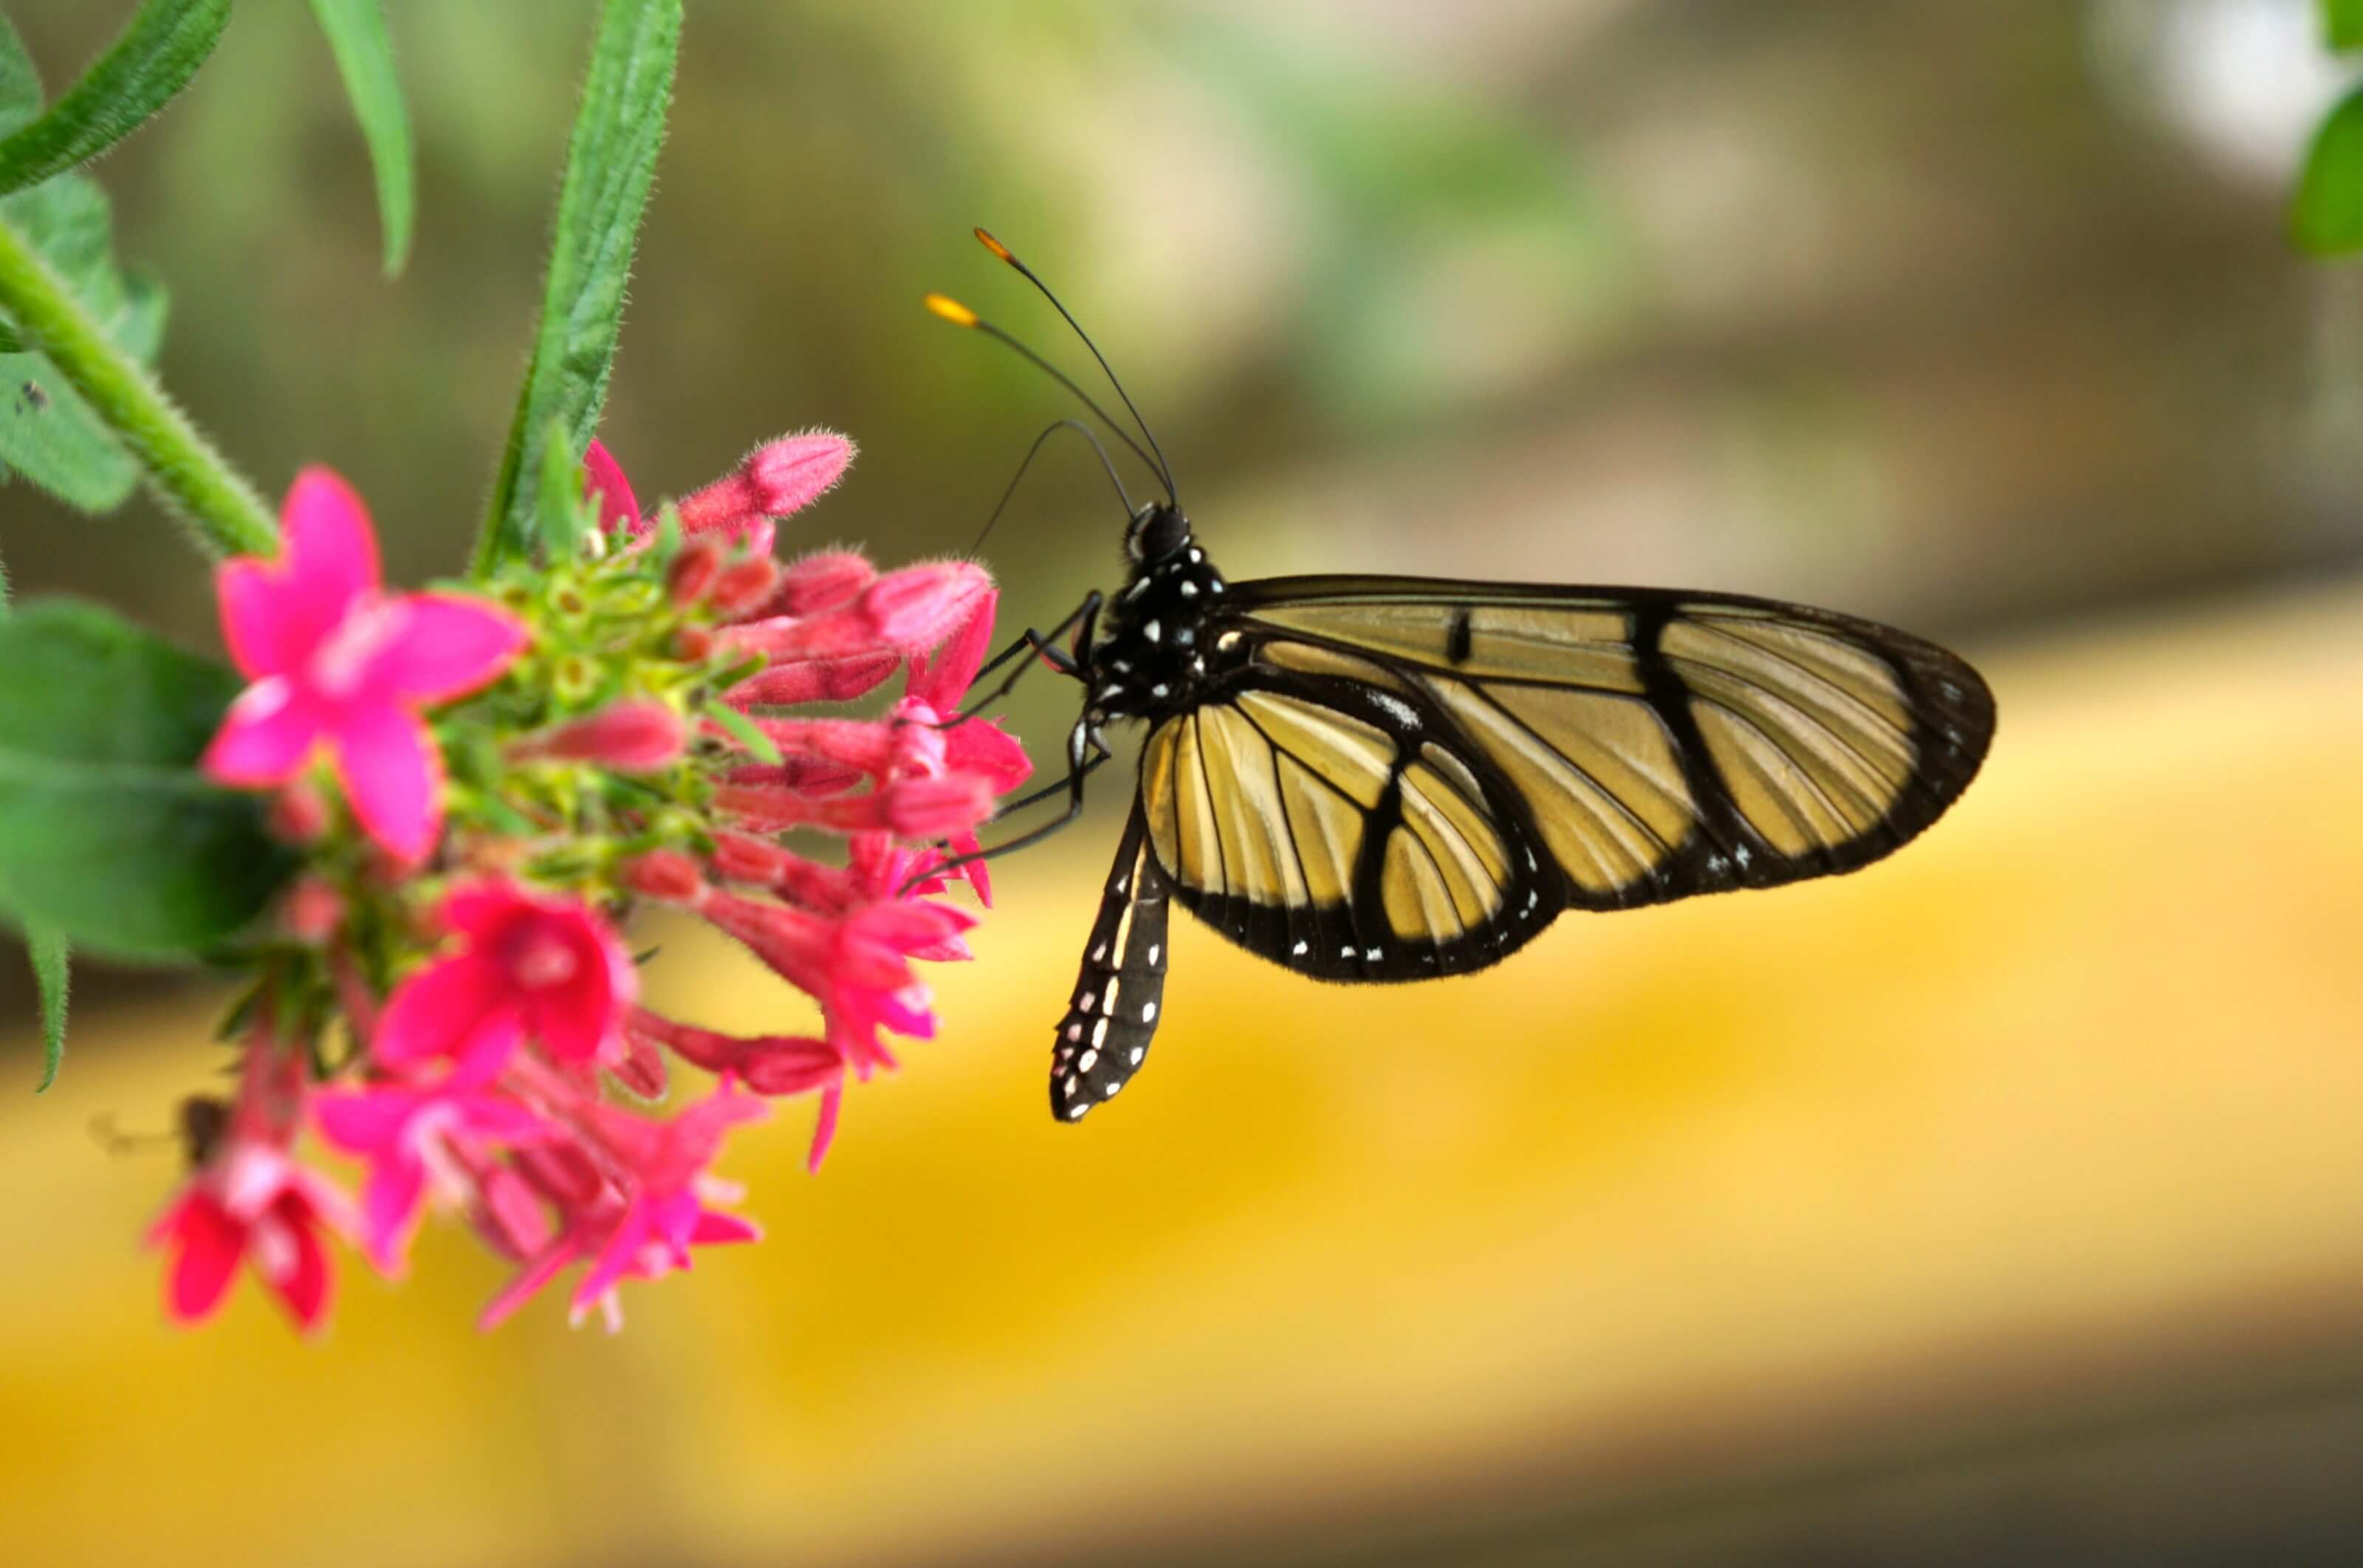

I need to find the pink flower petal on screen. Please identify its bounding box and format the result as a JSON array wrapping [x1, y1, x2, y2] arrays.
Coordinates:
[[161, 1197, 241, 1324], [437, 882, 529, 940], [328, 702, 442, 864], [571, 1209, 652, 1316], [281, 467, 381, 619], [366, 594, 529, 706], [374, 953, 502, 1069], [359, 1154, 428, 1276], [479, 1241, 578, 1332], [216, 560, 314, 679], [806, 1084, 843, 1172], [450, 1007, 527, 1086], [312, 1090, 413, 1153], [690, 1209, 761, 1245], [202, 678, 326, 787], [908, 585, 998, 711], [456, 1095, 558, 1146], [270, 1206, 335, 1334], [583, 440, 642, 536]]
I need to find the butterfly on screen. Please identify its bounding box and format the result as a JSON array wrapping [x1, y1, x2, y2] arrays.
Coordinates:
[[930, 231, 1996, 1122]]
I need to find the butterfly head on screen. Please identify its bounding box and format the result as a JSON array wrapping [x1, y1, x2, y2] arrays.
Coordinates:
[[1126, 501, 1193, 565]]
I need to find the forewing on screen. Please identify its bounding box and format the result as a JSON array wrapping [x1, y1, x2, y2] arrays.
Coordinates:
[[1227, 575, 1994, 909], [1052, 803, 1173, 1121]]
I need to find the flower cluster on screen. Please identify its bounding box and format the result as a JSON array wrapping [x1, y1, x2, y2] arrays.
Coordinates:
[[151, 432, 1027, 1333]]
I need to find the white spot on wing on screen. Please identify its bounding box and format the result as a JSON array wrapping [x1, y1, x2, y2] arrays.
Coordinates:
[[1077, 1048, 1099, 1073], [1145, 620, 1162, 643], [1142, 1001, 1157, 1022], [1370, 692, 1421, 731]]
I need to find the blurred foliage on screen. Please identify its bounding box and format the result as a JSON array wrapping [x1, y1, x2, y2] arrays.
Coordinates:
[[0, 12, 182, 515], [301, 0, 413, 276], [2297, 0, 2363, 252]]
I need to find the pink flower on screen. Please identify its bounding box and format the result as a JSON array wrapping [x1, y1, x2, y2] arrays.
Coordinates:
[[202, 469, 528, 863], [148, 1138, 352, 1335], [376, 881, 637, 1076], [479, 1084, 767, 1329], [314, 1080, 556, 1274]]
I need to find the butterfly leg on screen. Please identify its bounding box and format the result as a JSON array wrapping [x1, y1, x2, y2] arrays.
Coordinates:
[[961, 590, 1103, 712]]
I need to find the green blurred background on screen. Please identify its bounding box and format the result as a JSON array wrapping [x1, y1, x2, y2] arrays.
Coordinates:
[[4, 1, 2362, 1563]]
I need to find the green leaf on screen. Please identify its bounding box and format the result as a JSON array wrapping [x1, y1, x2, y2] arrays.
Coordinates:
[[702, 700, 781, 766], [305, 0, 416, 276], [536, 415, 590, 560], [2296, 86, 2363, 255], [0, 0, 231, 198], [0, 599, 292, 960], [27, 922, 66, 1090], [2330, 0, 2363, 52], [473, 0, 682, 575], [0, 16, 44, 140], [0, 173, 175, 511]]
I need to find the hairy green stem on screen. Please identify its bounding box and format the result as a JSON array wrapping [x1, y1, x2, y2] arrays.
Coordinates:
[[0, 209, 274, 557]]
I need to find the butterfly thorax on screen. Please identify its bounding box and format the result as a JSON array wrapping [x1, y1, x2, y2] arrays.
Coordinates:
[[1083, 522, 1233, 724]]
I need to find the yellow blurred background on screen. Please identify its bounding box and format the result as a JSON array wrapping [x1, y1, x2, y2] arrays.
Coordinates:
[[4, 3, 2362, 1564]]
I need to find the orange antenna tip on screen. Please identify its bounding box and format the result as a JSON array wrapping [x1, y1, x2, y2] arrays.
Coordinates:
[[924, 293, 980, 328], [973, 227, 1016, 264]]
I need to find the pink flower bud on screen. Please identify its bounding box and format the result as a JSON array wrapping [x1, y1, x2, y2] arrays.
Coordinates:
[[677, 431, 854, 537], [281, 877, 344, 943], [741, 1039, 845, 1098], [623, 850, 704, 903], [879, 775, 994, 838], [862, 560, 992, 650], [727, 776, 988, 839], [725, 650, 899, 705], [672, 625, 718, 662], [745, 431, 854, 515], [710, 556, 781, 618], [517, 702, 687, 771], [269, 781, 329, 845], [772, 551, 874, 616], [709, 831, 797, 884], [613, 1027, 670, 1100], [666, 537, 724, 604]]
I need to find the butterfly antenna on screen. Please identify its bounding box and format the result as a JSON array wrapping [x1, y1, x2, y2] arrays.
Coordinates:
[[926, 293, 1164, 486], [972, 227, 1178, 505], [972, 419, 1136, 556]]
